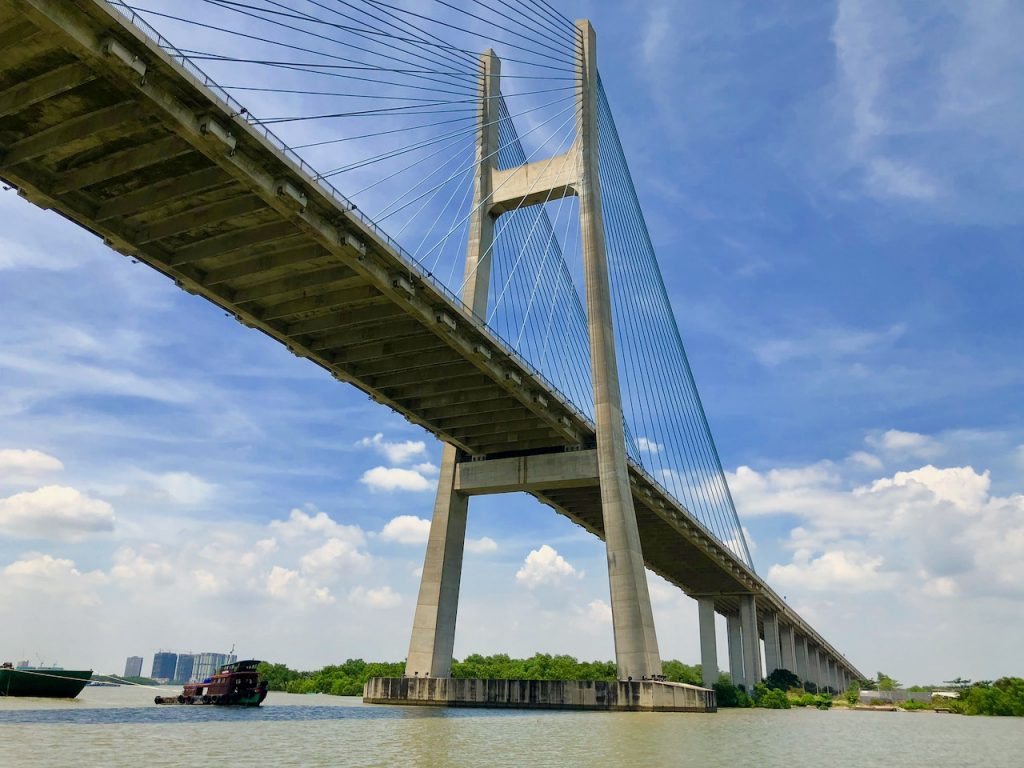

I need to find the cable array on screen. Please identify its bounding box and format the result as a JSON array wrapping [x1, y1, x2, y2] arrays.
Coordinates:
[[596, 78, 754, 568], [109, 1, 751, 566]]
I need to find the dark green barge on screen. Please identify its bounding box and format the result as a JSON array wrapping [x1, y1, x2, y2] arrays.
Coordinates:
[[0, 663, 92, 698]]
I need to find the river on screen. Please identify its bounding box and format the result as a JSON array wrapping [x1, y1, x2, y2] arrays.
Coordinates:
[[2, 686, 1021, 767]]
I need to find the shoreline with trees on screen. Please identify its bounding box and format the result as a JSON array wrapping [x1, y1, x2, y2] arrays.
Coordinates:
[[256, 656, 1023, 717]]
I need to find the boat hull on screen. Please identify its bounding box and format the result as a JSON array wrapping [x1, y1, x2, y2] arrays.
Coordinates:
[[0, 669, 92, 698]]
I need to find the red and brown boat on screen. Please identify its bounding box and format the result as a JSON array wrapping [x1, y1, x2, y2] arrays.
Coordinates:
[[155, 659, 268, 707]]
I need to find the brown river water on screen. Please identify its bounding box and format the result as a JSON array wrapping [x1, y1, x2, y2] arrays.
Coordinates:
[[2, 686, 1022, 767]]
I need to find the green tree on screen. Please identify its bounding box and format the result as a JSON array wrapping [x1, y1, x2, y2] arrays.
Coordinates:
[[763, 668, 801, 691], [877, 671, 900, 691]]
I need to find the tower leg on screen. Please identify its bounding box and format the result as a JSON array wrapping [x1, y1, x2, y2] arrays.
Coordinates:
[[739, 595, 762, 688], [405, 444, 468, 678]]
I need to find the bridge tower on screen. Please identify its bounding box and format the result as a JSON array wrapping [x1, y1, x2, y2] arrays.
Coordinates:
[[405, 21, 663, 682]]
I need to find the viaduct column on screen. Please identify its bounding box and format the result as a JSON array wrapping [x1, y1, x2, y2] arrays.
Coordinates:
[[738, 595, 762, 688], [726, 613, 744, 689], [779, 624, 797, 672], [763, 612, 781, 675], [698, 598, 718, 688], [576, 19, 661, 681], [404, 50, 501, 679], [794, 635, 809, 685]]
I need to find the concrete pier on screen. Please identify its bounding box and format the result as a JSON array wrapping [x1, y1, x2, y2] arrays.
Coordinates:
[[738, 595, 762, 689], [698, 598, 718, 689], [365, 677, 715, 713]]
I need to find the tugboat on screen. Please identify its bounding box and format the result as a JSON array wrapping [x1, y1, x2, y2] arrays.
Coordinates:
[[154, 659, 269, 707]]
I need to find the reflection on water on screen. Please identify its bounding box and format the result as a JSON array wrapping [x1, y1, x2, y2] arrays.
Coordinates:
[[2, 688, 1022, 768]]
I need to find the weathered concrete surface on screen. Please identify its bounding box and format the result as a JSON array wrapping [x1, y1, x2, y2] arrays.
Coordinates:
[[364, 677, 716, 713]]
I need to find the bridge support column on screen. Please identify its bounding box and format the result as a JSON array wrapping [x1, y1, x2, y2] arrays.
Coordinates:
[[404, 50, 501, 680], [577, 19, 661, 681], [405, 444, 468, 678], [698, 598, 718, 689], [738, 595, 762, 689], [763, 612, 781, 675], [809, 647, 822, 691], [779, 624, 797, 673], [726, 614, 744, 689], [795, 635, 809, 686]]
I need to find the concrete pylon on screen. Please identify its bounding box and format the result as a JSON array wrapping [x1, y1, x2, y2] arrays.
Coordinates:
[[763, 612, 781, 675], [404, 50, 501, 679], [779, 624, 797, 672], [738, 595, 762, 688], [795, 634, 809, 685], [726, 613, 744, 689], [698, 598, 718, 688], [575, 19, 661, 681]]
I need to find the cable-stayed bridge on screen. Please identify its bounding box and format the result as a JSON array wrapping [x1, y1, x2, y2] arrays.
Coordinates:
[[0, 0, 862, 697]]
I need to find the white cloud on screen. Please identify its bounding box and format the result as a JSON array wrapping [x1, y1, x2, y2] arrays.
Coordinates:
[[0, 448, 63, 474], [465, 536, 497, 555], [736, 432, 1024, 602], [269, 507, 366, 545], [847, 450, 883, 470], [109, 546, 174, 585], [300, 536, 372, 575], [866, 429, 943, 459], [635, 436, 662, 454], [0, 236, 74, 271], [356, 433, 426, 465], [769, 550, 895, 592], [146, 471, 216, 506], [586, 599, 612, 624], [360, 466, 432, 492], [412, 462, 439, 475], [380, 515, 430, 544], [515, 545, 581, 589], [349, 585, 402, 608], [0, 485, 115, 539], [2, 554, 106, 606], [265, 565, 334, 606]]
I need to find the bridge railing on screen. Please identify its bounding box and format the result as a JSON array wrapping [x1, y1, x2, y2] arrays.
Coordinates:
[[106, 0, 595, 436]]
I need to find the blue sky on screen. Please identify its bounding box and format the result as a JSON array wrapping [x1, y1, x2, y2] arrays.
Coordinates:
[[2, 0, 1022, 685]]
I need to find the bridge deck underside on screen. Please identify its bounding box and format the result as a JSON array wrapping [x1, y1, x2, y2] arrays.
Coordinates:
[[0, 0, 860, 679]]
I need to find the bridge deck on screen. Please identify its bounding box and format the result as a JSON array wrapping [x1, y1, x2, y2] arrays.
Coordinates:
[[0, 0, 860, 679]]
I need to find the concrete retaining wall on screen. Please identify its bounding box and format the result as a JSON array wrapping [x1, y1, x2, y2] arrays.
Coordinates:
[[364, 677, 716, 713]]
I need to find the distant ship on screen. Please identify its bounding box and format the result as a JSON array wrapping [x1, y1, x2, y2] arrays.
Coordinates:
[[0, 662, 92, 698], [154, 659, 269, 707]]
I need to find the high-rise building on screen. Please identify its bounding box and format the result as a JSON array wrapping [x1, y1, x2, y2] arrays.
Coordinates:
[[124, 656, 143, 678], [173, 654, 195, 684], [189, 652, 238, 682], [151, 651, 177, 681]]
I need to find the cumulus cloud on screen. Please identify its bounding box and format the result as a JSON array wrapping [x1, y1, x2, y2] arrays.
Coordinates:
[[349, 585, 402, 608], [465, 536, 498, 555], [356, 433, 426, 465], [586, 599, 612, 624], [269, 507, 366, 545], [300, 537, 372, 575], [2, 554, 106, 606], [380, 515, 430, 544], [515, 545, 581, 589], [265, 565, 334, 606], [0, 448, 63, 474], [0, 485, 114, 539], [734, 433, 1024, 601], [360, 466, 432, 492], [769, 550, 895, 592]]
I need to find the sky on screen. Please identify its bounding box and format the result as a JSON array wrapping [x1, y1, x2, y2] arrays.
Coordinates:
[[1, 0, 1023, 685]]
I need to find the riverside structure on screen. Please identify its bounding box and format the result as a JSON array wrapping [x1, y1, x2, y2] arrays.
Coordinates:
[[0, 0, 862, 711]]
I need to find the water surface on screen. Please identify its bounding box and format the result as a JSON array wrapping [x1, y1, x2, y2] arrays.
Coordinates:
[[2, 686, 1021, 767]]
